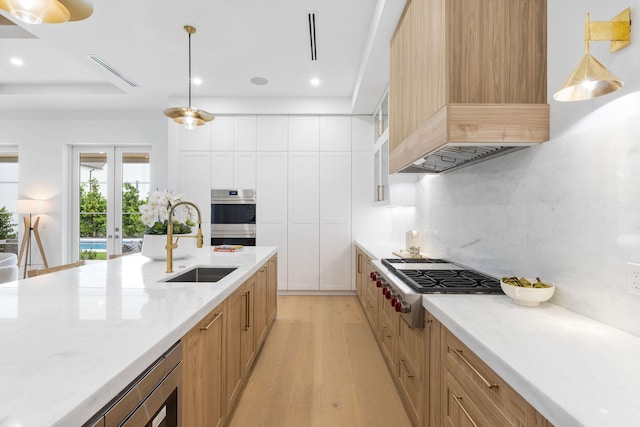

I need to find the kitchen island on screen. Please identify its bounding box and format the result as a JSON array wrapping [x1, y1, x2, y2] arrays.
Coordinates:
[[0, 246, 276, 427], [357, 240, 640, 427]]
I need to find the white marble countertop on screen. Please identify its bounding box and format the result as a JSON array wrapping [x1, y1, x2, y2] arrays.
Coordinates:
[[0, 246, 276, 427], [354, 240, 640, 427]]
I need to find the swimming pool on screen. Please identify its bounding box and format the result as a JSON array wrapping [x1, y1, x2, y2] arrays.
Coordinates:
[[80, 240, 107, 250]]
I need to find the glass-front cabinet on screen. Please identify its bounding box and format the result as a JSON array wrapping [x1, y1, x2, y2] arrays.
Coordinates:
[[373, 87, 416, 207]]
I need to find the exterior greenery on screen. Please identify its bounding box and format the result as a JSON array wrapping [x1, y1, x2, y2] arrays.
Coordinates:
[[0, 206, 18, 240]]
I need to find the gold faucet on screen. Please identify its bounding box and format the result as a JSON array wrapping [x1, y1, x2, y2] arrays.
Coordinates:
[[166, 201, 203, 273]]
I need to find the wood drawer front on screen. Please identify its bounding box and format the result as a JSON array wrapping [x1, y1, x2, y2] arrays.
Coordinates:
[[445, 371, 495, 427], [398, 315, 423, 368], [365, 281, 379, 330], [398, 344, 424, 424], [379, 313, 396, 368], [445, 331, 532, 427]]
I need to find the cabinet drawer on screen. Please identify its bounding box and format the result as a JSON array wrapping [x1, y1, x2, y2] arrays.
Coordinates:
[[445, 330, 551, 427], [379, 311, 396, 368], [398, 314, 423, 368], [444, 371, 495, 427], [397, 343, 423, 423]]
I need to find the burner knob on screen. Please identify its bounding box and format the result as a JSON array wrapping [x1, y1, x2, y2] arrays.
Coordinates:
[[390, 296, 398, 306], [381, 287, 389, 297], [376, 279, 383, 288], [370, 272, 377, 280], [386, 290, 393, 300], [395, 301, 411, 313]]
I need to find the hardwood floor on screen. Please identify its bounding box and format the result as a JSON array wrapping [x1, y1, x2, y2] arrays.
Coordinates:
[[228, 295, 413, 427]]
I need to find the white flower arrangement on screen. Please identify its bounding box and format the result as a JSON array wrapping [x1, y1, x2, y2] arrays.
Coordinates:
[[139, 190, 194, 235]]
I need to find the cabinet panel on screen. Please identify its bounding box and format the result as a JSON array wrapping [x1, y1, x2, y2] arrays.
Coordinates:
[[179, 152, 211, 242], [319, 223, 351, 290], [288, 152, 319, 223], [320, 152, 351, 223], [241, 277, 256, 377], [320, 116, 351, 151], [257, 116, 288, 151], [267, 255, 278, 321], [225, 288, 244, 412], [211, 151, 235, 189], [234, 116, 257, 151], [287, 223, 319, 290], [256, 152, 287, 223], [234, 152, 257, 189], [288, 116, 319, 151], [179, 124, 212, 151], [212, 116, 234, 151], [256, 223, 287, 290], [254, 266, 268, 350]]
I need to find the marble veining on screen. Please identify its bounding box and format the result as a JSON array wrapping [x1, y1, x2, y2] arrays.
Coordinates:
[[0, 247, 275, 427]]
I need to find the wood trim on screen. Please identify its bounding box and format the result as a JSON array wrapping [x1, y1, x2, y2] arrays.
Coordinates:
[[389, 103, 549, 173]]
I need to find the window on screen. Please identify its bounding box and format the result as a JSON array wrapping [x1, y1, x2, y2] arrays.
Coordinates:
[[0, 149, 19, 254]]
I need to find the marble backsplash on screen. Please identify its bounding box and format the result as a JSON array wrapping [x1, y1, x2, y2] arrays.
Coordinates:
[[413, 91, 640, 336]]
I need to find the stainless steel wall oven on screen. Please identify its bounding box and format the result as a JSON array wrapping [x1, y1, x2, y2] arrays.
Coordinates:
[[211, 189, 256, 246]]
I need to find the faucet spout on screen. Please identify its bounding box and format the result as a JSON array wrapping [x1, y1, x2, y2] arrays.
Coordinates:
[[166, 201, 203, 273]]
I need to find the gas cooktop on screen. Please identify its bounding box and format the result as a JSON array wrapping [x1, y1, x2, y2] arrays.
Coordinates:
[[381, 258, 502, 294]]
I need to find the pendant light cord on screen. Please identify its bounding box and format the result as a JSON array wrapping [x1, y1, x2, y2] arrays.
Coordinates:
[[188, 30, 192, 109]]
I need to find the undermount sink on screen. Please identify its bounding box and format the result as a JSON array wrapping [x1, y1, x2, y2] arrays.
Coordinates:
[[164, 267, 238, 283]]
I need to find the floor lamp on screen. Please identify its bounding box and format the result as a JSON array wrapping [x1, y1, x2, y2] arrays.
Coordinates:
[[16, 199, 48, 279]]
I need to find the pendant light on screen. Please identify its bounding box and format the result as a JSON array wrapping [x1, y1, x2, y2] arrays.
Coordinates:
[[0, 0, 93, 24], [164, 25, 214, 130], [553, 8, 631, 102]]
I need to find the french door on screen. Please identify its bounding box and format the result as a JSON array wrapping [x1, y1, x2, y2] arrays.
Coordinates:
[[71, 146, 151, 261]]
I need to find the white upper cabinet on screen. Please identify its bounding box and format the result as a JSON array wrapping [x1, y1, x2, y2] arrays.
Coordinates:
[[320, 116, 351, 152], [351, 116, 374, 152], [179, 124, 212, 151], [234, 152, 257, 189], [211, 151, 235, 189], [234, 116, 257, 151], [212, 116, 234, 151], [288, 116, 319, 151], [257, 116, 288, 151], [179, 151, 212, 242], [256, 152, 287, 224]]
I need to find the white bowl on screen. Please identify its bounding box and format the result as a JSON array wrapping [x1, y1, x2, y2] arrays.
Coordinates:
[[500, 280, 555, 307]]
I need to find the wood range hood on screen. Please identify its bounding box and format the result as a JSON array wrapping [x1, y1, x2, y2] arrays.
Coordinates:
[[390, 103, 550, 173], [389, 0, 550, 174]]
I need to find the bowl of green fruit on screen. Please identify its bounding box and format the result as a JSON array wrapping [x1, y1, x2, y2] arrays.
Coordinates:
[[500, 277, 555, 307]]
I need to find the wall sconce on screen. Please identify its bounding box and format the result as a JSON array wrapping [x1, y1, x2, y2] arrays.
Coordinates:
[[0, 0, 92, 25], [553, 7, 632, 102]]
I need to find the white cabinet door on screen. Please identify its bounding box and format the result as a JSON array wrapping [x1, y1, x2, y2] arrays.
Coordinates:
[[211, 151, 234, 189], [257, 152, 288, 290], [256, 152, 287, 223], [179, 124, 212, 151], [288, 152, 319, 290], [212, 116, 234, 151], [320, 152, 352, 290], [320, 116, 351, 151], [288, 116, 319, 151], [257, 116, 288, 151], [351, 116, 374, 152], [179, 151, 212, 243], [234, 152, 257, 189], [234, 116, 257, 151]]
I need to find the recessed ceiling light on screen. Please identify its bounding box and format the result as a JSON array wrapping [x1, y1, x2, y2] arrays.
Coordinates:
[[10, 57, 23, 66], [310, 78, 320, 86], [192, 77, 202, 85], [250, 77, 269, 86]]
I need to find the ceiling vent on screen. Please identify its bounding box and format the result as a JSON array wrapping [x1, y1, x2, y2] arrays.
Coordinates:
[[87, 55, 139, 87], [307, 12, 317, 60]]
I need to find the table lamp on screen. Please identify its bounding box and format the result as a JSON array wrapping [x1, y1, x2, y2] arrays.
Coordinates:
[[16, 199, 48, 279]]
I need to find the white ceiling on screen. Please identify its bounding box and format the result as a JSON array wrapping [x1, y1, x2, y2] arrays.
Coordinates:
[[0, 0, 406, 114]]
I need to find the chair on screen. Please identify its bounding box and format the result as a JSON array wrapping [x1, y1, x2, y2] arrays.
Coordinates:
[[0, 253, 17, 267], [0, 265, 18, 283], [27, 260, 85, 278]]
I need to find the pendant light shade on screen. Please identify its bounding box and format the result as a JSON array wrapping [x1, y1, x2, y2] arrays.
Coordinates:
[[552, 53, 623, 102], [0, 0, 92, 24], [164, 25, 214, 130]]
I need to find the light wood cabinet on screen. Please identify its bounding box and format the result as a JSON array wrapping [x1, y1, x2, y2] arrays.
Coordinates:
[[240, 276, 256, 379], [182, 304, 225, 427], [254, 264, 268, 350], [397, 316, 424, 426], [443, 329, 553, 427], [389, 0, 549, 173], [267, 255, 278, 321], [225, 282, 245, 413]]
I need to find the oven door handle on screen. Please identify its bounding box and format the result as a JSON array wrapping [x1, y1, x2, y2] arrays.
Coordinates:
[[120, 363, 182, 427]]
